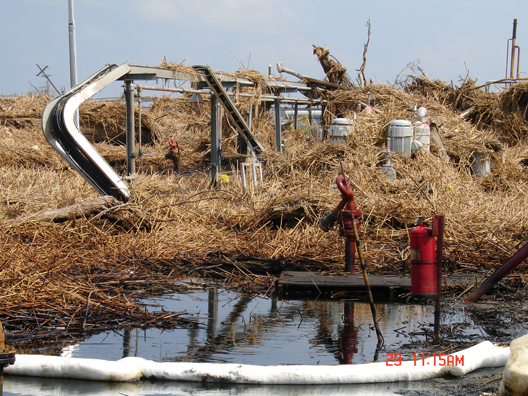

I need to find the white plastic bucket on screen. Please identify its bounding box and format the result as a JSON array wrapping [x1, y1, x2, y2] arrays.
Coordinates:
[[415, 122, 430, 152], [388, 120, 412, 156], [329, 118, 354, 144]]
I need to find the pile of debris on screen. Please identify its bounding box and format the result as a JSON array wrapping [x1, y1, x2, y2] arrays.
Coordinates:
[[1, 51, 528, 348]]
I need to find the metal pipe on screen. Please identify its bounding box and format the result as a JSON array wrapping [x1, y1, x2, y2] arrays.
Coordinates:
[[248, 103, 252, 130], [274, 98, 282, 152], [506, 39, 511, 79], [135, 84, 324, 104], [464, 241, 528, 303], [210, 95, 220, 186], [516, 45, 521, 79], [251, 164, 258, 187], [240, 162, 247, 189], [293, 102, 299, 130], [475, 77, 528, 90], [336, 176, 360, 273], [68, 0, 77, 89], [510, 19, 518, 79], [125, 80, 135, 176], [433, 215, 445, 344], [137, 86, 142, 157], [344, 239, 355, 271], [68, 0, 79, 126]]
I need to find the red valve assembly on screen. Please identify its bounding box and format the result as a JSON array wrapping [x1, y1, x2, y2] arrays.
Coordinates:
[[320, 175, 361, 273]]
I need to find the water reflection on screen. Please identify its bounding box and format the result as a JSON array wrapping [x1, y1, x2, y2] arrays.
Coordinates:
[[4, 289, 515, 395], [52, 289, 514, 367], [4, 375, 441, 396], [57, 289, 435, 365]]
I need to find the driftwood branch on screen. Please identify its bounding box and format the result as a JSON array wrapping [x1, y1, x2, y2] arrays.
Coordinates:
[[12, 196, 121, 225], [429, 122, 450, 163], [312, 45, 352, 87], [357, 19, 371, 88], [276, 62, 350, 90]]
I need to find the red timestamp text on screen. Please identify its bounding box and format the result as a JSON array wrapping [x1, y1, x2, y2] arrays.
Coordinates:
[[385, 353, 464, 367]]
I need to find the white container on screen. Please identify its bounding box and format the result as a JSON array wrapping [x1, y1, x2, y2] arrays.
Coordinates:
[[388, 120, 413, 156], [414, 122, 430, 152], [329, 118, 354, 144]]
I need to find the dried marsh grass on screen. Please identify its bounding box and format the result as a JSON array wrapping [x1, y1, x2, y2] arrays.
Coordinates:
[[2, 71, 528, 347]]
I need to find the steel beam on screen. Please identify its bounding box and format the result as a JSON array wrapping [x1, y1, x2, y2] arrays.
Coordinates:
[[210, 96, 221, 185], [125, 80, 135, 176], [274, 98, 282, 152]]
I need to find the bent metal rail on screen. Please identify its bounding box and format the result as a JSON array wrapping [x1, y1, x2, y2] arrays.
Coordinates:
[[41, 64, 132, 201]]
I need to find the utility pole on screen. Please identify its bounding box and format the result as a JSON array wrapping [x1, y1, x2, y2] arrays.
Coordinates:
[[68, 0, 79, 125], [68, 0, 77, 89], [36, 64, 60, 95]]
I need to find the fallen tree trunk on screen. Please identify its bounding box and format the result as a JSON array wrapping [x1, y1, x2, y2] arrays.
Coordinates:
[[13, 196, 120, 224]]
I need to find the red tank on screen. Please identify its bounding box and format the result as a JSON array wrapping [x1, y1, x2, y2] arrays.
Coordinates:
[[410, 223, 437, 297]]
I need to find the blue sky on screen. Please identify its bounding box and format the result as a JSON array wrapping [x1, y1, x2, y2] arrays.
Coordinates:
[[1, 0, 526, 96]]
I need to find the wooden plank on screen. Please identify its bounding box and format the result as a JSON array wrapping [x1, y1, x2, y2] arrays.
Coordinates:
[[278, 271, 482, 293], [279, 271, 410, 290]]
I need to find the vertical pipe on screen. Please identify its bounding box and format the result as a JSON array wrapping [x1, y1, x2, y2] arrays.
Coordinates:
[[137, 87, 142, 157], [274, 98, 282, 152], [344, 235, 355, 272], [217, 102, 223, 157], [125, 80, 135, 176], [240, 163, 247, 189], [506, 39, 511, 79], [516, 46, 521, 79], [68, 0, 79, 126], [251, 164, 258, 187], [510, 19, 518, 79], [210, 96, 220, 186], [248, 103, 253, 130], [433, 215, 444, 344], [321, 105, 326, 141], [293, 102, 299, 130], [68, 0, 77, 89]]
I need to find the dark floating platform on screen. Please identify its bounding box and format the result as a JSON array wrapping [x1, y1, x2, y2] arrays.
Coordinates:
[[277, 271, 482, 301]]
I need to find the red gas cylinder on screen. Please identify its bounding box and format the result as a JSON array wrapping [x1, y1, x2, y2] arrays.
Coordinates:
[[410, 223, 437, 297]]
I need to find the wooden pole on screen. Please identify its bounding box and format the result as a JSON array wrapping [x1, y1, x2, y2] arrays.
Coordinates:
[[350, 213, 384, 347]]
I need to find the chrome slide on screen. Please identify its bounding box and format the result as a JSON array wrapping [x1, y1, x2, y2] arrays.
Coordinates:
[[41, 64, 132, 201]]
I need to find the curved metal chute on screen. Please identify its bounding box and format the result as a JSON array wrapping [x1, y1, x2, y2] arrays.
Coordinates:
[[41, 64, 132, 201]]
